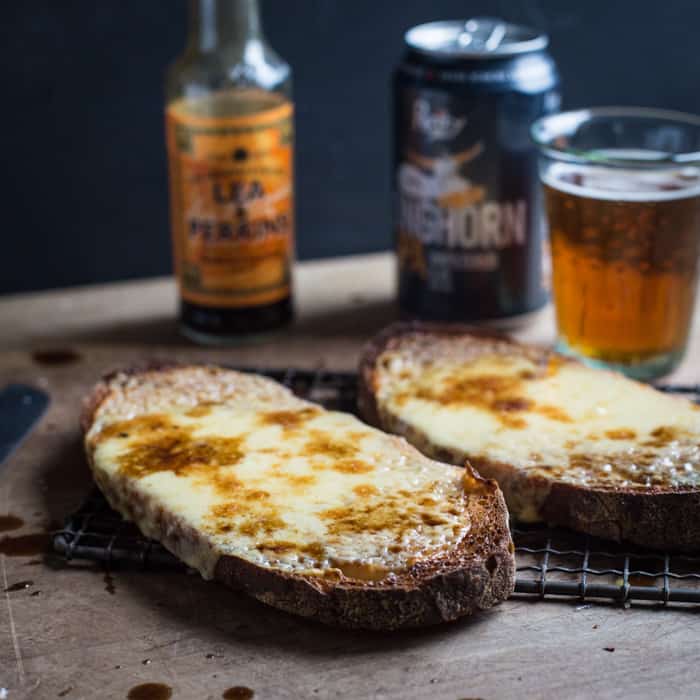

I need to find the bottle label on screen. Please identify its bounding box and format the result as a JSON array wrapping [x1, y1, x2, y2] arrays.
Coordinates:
[[166, 97, 294, 309]]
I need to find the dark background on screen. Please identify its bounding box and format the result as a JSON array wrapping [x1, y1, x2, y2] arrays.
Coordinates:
[[2, 0, 699, 294]]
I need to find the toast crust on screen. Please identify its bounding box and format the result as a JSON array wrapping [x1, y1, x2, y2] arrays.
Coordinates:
[[359, 322, 700, 551], [83, 363, 515, 629]]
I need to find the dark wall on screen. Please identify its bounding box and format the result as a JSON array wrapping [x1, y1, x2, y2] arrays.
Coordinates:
[[3, 0, 699, 293]]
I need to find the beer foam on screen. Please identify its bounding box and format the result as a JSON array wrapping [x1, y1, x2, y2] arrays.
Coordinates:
[[543, 160, 700, 202]]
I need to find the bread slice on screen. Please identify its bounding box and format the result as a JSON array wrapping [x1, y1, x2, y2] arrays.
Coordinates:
[[82, 364, 514, 630], [359, 323, 700, 551]]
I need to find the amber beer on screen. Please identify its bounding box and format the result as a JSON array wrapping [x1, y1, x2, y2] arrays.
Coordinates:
[[543, 163, 700, 370]]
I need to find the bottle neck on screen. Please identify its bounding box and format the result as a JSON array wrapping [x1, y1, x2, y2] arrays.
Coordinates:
[[190, 0, 262, 52]]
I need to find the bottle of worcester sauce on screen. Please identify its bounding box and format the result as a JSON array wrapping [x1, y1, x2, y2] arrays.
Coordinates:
[[166, 0, 294, 343], [394, 18, 560, 324]]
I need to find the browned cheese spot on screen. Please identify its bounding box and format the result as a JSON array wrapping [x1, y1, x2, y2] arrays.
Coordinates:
[[255, 540, 295, 553], [535, 404, 573, 422], [238, 514, 286, 537], [207, 501, 286, 538], [605, 428, 637, 440], [348, 430, 372, 442], [643, 426, 680, 447], [259, 407, 320, 430], [353, 484, 378, 497], [245, 490, 270, 501], [493, 397, 533, 412], [396, 366, 572, 429], [209, 471, 244, 495], [256, 540, 325, 561], [283, 474, 317, 489], [185, 403, 216, 418], [321, 480, 465, 539], [303, 430, 358, 460], [399, 374, 531, 429], [420, 512, 449, 526], [501, 415, 527, 429], [95, 413, 173, 444], [118, 431, 245, 481], [332, 459, 375, 474], [321, 503, 407, 535], [99, 414, 248, 496]]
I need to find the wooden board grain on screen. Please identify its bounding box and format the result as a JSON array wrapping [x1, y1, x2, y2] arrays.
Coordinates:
[[1, 254, 700, 699], [0, 348, 699, 700]]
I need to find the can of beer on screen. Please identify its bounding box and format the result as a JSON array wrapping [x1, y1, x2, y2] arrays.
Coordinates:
[[394, 17, 561, 323]]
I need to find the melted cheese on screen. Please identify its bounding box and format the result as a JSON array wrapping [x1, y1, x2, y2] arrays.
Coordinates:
[[377, 352, 700, 495], [88, 390, 470, 581]]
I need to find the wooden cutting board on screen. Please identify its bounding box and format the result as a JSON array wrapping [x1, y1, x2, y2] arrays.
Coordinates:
[[1, 339, 700, 700]]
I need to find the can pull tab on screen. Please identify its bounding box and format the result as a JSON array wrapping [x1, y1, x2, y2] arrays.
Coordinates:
[[458, 17, 508, 52]]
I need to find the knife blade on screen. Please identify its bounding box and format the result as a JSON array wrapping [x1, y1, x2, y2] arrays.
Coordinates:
[[0, 384, 50, 469]]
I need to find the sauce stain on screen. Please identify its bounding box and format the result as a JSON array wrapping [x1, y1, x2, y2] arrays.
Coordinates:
[[103, 570, 116, 595], [4, 580, 33, 592], [0, 514, 24, 533], [222, 688, 254, 700], [127, 683, 172, 700], [0, 532, 50, 557], [31, 348, 81, 366]]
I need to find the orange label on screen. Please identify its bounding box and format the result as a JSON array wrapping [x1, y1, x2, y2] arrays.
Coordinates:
[[166, 96, 294, 308]]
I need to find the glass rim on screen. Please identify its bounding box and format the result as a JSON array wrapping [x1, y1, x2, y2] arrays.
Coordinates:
[[531, 106, 700, 169]]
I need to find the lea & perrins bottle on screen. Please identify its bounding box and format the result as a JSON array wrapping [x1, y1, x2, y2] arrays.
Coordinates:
[[166, 0, 294, 343]]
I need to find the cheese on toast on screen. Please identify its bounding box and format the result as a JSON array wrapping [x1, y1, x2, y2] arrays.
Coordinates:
[[83, 364, 514, 629], [360, 324, 700, 550]]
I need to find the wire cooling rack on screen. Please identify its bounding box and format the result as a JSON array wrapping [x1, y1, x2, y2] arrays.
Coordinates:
[[52, 368, 700, 607]]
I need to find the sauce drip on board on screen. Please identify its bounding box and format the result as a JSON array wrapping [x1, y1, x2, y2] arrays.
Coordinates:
[[222, 688, 254, 700], [0, 532, 50, 557], [4, 580, 33, 592], [0, 514, 24, 533], [31, 348, 82, 366], [127, 683, 173, 700]]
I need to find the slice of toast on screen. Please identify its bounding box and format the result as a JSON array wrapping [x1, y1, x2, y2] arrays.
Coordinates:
[[359, 323, 700, 551], [82, 364, 514, 629]]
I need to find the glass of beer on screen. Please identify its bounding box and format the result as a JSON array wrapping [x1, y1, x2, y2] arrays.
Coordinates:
[[532, 107, 700, 379]]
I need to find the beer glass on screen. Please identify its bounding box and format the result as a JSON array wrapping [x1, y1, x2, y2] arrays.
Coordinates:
[[532, 108, 700, 379]]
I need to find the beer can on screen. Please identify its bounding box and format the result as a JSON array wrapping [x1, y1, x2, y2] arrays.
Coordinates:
[[394, 17, 561, 323]]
